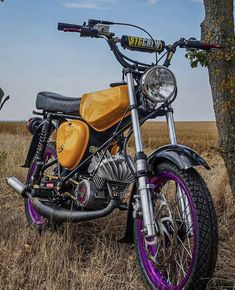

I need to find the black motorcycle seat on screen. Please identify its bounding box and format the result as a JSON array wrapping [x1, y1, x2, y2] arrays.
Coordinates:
[[36, 92, 81, 113]]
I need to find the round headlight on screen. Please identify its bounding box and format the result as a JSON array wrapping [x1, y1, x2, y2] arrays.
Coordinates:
[[141, 66, 177, 104]]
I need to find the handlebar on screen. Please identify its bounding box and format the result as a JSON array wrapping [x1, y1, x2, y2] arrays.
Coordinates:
[[58, 22, 222, 51], [57, 20, 222, 70], [120, 35, 165, 53]]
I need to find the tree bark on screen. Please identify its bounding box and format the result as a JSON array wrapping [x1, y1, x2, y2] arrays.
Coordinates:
[[201, 0, 235, 197]]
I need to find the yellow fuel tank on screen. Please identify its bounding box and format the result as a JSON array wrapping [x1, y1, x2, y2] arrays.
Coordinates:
[[56, 120, 89, 170], [80, 85, 130, 131]]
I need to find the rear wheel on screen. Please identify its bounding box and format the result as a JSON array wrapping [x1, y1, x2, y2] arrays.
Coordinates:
[[24, 143, 57, 230], [134, 161, 218, 290]]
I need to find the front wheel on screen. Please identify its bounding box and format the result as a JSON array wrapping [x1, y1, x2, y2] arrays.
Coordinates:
[[134, 161, 218, 290]]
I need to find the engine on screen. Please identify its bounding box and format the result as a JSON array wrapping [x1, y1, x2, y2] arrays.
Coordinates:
[[74, 151, 135, 210], [74, 179, 107, 210], [89, 151, 135, 192]]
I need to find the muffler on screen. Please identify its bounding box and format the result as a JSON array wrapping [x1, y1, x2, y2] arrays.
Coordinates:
[[6, 176, 27, 195], [6, 176, 120, 223], [31, 197, 120, 223]]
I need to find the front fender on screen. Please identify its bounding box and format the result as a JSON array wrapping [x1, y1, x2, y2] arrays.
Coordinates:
[[120, 144, 210, 243], [147, 144, 210, 171]]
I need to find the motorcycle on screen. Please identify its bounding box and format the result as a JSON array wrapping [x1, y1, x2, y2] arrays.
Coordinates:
[[7, 19, 221, 289], [0, 88, 9, 111]]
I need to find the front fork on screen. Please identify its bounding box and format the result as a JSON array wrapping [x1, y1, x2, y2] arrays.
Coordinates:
[[166, 108, 193, 233], [166, 107, 177, 145], [125, 70, 179, 237], [126, 70, 155, 236]]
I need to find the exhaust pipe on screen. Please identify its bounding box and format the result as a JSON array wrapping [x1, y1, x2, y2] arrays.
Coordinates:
[[6, 176, 120, 223], [6, 177, 27, 195], [31, 197, 120, 223]]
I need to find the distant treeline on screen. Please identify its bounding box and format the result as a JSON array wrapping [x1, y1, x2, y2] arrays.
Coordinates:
[[0, 121, 28, 135]]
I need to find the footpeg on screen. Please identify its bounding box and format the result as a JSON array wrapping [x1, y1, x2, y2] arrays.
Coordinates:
[[119, 202, 128, 211]]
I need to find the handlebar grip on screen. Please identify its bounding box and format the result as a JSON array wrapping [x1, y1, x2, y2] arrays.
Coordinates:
[[185, 39, 222, 50], [185, 40, 203, 49], [121, 35, 165, 53], [58, 22, 83, 31], [58, 22, 99, 37]]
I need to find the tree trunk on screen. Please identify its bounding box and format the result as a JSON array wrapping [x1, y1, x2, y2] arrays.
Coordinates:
[[201, 0, 235, 197]]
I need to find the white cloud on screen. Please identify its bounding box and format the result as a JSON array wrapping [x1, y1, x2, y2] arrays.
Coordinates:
[[64, 0, 159, 10], [64, 1, 112, 10]]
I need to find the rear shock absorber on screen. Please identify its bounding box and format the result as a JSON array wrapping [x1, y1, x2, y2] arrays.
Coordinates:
[[31, 114, 52, 183]]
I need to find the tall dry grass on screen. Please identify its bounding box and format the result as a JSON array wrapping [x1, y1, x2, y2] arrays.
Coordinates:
[[0, 121, 27, 136], [0, 122, 234, 290]]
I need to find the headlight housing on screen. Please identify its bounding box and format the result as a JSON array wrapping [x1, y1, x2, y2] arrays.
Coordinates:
[[140, 66, 177, 104]]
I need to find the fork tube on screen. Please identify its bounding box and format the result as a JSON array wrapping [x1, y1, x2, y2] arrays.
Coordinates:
[[177, 185, 193, 236], [125, 70, 155, 237], [166, 107, 177, 145]]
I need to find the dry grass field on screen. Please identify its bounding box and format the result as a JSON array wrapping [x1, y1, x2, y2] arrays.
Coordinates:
[[0, 121, 234, 290]]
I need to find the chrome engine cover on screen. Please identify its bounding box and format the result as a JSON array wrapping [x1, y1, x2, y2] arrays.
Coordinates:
[[88, 151, 135, 183], [88, 151, 135, 197]]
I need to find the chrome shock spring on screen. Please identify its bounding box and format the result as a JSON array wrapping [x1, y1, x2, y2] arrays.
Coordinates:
[[31, 114, 52, 182], [35, 121, 51, 162]]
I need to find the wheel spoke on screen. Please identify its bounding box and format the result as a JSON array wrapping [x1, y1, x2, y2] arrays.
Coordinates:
[[175, 250, 187, 281], [176, 235, 192, 258]]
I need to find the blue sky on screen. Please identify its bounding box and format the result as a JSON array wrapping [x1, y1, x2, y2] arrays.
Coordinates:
[[0, 0, 216, 121]]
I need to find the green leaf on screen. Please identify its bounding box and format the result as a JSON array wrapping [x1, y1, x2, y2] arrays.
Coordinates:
[[185, 50, 207, 68]]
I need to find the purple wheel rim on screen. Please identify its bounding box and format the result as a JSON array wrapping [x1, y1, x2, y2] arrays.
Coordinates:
[[136, 172, 197, 290], [26, 148, 56, 225]]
